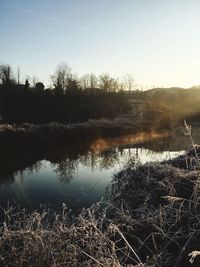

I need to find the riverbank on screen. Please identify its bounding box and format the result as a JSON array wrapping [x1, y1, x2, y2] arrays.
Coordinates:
[[1, 147, 200, 266], [0, 117, 171, 146], [110, 145, 200, 267], [0, 119, 172, 182]]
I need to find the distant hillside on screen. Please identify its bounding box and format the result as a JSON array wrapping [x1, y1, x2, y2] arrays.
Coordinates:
[[145, 87, 184, 97], [144, 87, 200, 122], [146, 86, 200, 95]]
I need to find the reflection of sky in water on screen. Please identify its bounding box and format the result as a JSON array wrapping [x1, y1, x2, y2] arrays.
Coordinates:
[[0, 148, 185, 211]]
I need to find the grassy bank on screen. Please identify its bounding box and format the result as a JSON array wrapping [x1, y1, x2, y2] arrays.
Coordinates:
[[110, 145, 200, 267], [1, 146, 200, 266], [0, 117, 170, 146]]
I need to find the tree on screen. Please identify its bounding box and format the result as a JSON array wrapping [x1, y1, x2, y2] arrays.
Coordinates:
[[0, 64, 15, 85], [90, 74, 98, 88], [35, 82, 45, 92], [79, 74, 90, 89], [99, 73, 119, 92], [123, 74, 136, 91], [25, 79, 30, 89], [51, 63, 72, 93], [79, 73, 98, 89], [66, 78, 80, 93]]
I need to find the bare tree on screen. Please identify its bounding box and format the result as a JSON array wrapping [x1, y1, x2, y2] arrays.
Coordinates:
[[0, 64, 15, 85], [79, 73, 98, 89], [90, 74, 98, 88], [111, 78, 120, 92], [51, 63, 72, 92], [99, 73, 119, 92], [79, 74, 90, 89], [123, 74, 136, 91]]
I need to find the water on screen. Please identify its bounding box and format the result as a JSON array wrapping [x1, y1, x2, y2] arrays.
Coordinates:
[[2, 124, 200, 212], [0, 137, 185, 212]]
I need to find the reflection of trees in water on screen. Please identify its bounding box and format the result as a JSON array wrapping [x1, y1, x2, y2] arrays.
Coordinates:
[[98, 148, 120, 170], [17, 161, 43, 183], [0, 143, 126, 186], [0, 173, 15, 185], [2, 127, 195, 186], [80, 149, 121, 170], [118, 147, 138, 163], [25, 161, 43, 175], [53, 147, 137, 185], [0, 161, 43, 186], [0, 157, 17, 185], [79, 149, 121, 171], [53, 158, 78, 184], [79, 152, 97, 171], [52, 148, 123, 185]]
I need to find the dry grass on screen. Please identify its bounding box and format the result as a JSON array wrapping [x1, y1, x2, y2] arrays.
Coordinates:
[[1, 152, 200, 266], [110, 146, 200, 267], [0, 202, 147, 267]]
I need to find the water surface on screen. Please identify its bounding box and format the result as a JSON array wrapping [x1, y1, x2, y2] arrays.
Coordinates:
[[2, 125, 199, 212], [0, 144, 184, 212]]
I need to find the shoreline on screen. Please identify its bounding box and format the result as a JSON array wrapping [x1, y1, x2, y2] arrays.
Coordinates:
[[0, 120, 172, 182], [0, 147, 200, 266]]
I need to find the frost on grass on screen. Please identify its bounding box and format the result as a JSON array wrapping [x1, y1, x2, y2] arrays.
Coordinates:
[[0, 203, 121, 267], [1, 149, 200, 266], [110, 150, 200, 267]]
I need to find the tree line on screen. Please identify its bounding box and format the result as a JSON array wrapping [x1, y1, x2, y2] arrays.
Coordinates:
[[0, 63, 138, 124]]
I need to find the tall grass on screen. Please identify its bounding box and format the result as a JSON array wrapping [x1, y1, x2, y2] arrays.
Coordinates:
[[108, 123, 200, 266], [0, 202, 146, 267]]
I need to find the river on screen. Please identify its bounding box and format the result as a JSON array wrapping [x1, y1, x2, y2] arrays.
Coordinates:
[[0, 127, 198, 212]]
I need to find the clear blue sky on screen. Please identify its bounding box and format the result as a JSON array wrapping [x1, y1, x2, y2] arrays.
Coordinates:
[[1, 0, 200, 88]]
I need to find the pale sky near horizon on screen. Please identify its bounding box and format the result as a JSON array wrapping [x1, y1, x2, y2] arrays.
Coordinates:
[[1, 0, 200, 89]]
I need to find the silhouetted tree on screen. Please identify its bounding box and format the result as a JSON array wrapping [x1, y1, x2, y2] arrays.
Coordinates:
[[66, 78, 80, 93], [25, 79, 30, 89], [123, 74, 136, 91], [79, 74, 90, 89], [35, 82, 45, 92], [0, 64, 15, 85], [99, 73, 119, 92], [0, 62, 134, 124], [90, 74, 98, 88], [79, 74, 98, 89], [51, 63, 72, 93]]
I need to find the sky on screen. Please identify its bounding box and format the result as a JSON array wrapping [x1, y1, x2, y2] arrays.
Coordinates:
[[1, 0, 200, 88]]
